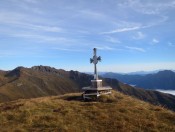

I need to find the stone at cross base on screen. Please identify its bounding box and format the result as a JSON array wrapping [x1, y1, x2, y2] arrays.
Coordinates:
[[82, 48, 112, 100]]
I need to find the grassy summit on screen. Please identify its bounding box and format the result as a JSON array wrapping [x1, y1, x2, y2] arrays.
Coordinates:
[[0, 90, 175, 131]]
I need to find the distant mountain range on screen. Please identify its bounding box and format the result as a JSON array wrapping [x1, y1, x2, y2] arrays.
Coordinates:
[[123, 70, 160, 75], [85, 70, 167, 76], [0, 66, 175, 111], [102, 70, 175, 90]]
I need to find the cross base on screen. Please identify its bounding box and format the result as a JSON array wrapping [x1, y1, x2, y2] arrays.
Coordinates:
[[91, 80, 102, 88], [82, 79, 112, 100]]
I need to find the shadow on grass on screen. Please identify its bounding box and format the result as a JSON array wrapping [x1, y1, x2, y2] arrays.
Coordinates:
[[61, 94, 84, 101], [62, 94, 117, 103]]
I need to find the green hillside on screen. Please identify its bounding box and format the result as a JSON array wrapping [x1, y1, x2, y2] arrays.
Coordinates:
[[0, 90, 174, 131]]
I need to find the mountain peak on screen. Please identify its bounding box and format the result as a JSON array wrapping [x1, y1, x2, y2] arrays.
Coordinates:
[[157, 70, 174, 74], [5, 66, 25, 77], [31, 65, 58, 73]]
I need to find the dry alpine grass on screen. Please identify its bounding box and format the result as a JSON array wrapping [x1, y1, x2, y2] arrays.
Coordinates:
[[0, 90, 175, 132]]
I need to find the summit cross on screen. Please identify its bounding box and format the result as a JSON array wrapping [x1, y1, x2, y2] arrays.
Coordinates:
[[82, 48, 112, 100]]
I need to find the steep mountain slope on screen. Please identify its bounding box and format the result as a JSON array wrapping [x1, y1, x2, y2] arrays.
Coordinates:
[[0, 91, 175, 131], [0, 66, 175, 111], [70, 72, 175, 111], [0, 70, 8, 86], [0, 66, 79, 102], [102, 70, 175, 90], [104, 78, 175, 111]]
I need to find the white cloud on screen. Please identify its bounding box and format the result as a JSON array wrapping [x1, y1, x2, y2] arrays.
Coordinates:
[[23, 24, 63, 32], [10, 33, 70, 43], [125, 46, 146, 52], [105, 36, 121, 43], [101, 26, 140, 34], [118, 0, 175, 15], [132, 31, 145, 39], [14, 0, 38, 4], [0, 11, 63, 33], [152, 38, 159, 44], [95, 46, 116, 51], [100, 15, 168, 35], [52, 48, 86, 52], [11, 0, 43, 14], [168, 42, 175, 47], [0, 10, 66, 44], [79, 10, 106, 19]]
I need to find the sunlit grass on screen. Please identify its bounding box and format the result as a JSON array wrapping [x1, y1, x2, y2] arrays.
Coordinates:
[[0, 90, 175, 131]]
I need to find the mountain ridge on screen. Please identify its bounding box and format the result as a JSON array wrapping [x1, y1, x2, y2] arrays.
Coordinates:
[[102, 70, 175, 90], [0, 65, 175, 111]]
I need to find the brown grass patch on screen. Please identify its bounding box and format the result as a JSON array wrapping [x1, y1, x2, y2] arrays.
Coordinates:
[[0, 91, 174, 131]]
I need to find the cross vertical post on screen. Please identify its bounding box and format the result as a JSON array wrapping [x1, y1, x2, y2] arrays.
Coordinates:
[[90, 48, 101, 80], [94, 48, 98, 80]]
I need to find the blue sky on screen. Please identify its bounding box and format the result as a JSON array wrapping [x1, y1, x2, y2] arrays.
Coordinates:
[[0, 0, 175, 72]]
